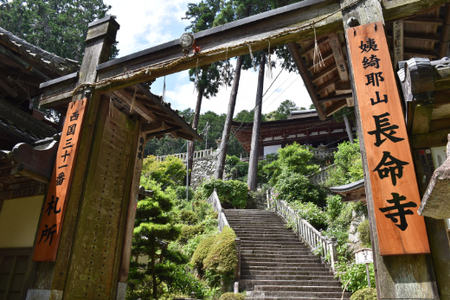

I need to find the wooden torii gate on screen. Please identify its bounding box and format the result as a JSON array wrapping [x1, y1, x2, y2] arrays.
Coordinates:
[[29, 0, 450, 299]]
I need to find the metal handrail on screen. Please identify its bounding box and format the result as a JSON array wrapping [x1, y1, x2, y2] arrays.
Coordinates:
[[268, 194, 337, 272]]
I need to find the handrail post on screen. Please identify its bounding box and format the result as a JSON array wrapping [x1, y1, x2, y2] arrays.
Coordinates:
[[235, 238, 241, 280], [328, 237, 337, 272]]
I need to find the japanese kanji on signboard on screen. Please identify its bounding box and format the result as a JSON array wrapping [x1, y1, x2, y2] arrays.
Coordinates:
[[33, 99, 88, 261], [347, 21, 430, 255]]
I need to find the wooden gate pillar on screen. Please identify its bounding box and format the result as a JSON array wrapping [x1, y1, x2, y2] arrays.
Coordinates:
[[341, 0, 439, 299], [25, 16, 144, 300]]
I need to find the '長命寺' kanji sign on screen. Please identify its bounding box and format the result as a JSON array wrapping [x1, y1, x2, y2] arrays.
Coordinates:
[[33, 99, 88, 261], [347, 21, 430, 256]]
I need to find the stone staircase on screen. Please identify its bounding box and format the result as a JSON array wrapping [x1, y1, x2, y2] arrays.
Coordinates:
[[224, 209, 351, 300]]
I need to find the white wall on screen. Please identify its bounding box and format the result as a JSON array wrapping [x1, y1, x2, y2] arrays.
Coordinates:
[[264, 145, 281, 155], [0, 195, 44, 248]]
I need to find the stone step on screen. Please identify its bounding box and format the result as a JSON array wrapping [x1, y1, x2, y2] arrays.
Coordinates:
[[224, 209, 350, 298], [240, 241, 306, 247], [245, 296, 350, 300], [241, 269, 333, 276], [249, 289, 350, 299], [238, 237, 301, 243], [240, 274, 336, 281], [241, 254, 317, 261], [241, 250, 313, 256], [241, 258, 321, 265], [241, 261, 325, 272], [239, 279, 341, 290]]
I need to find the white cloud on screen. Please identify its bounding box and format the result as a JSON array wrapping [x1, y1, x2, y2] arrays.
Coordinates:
[[105, 0, 191, 56]]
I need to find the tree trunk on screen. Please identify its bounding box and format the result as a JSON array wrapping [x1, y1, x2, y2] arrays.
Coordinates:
[[343, 113, 353, 143], [215, 55, 244, 179], [151, 241, 157, 299], [247, 53, 266, 191], [187, 77, 205, 186]]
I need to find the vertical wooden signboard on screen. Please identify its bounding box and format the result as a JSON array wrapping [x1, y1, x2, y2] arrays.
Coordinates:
[[33, 99, 88, 261], [347, 21, 430, 255]]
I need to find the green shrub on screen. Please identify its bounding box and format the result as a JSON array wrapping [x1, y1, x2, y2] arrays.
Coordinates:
[[350, 287, 377, 300], [273, 170, 327, 207], [190, 236, 215, 273], [225, 155, 249, 181], [203, 226, 237, 287], [335, 261, 375, 292], [204, 227, 237, 276], [291, 201, 327, 230], [196, 178, 248, 208], [219, 292, 246, 300], [325, 139, 363, 187], [263, 142, 319, 186], [179, 224, 204, 243], [179, 209, 198, 225], [357, 220, 371, 246]]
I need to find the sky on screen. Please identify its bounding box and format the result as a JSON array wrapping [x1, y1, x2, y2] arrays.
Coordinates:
[[104, 0, 312, 117]]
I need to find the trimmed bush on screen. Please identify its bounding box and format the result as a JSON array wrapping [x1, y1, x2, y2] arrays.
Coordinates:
[[179, 224, 204, 243], [203, 226, 237, 276], [196, 178, 248, 208], [190, 236, 215, 273], [350, 287, 377, 300], [219, 292, 246, 300]]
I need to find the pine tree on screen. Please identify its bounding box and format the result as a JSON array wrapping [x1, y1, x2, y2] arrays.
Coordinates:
[[128, 181, 185, 300], [0, 0, 118, 60]]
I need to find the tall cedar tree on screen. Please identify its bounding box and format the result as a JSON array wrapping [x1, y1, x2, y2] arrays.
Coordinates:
[[0, 0, 118, 61], [128, 183, 185, 300], [184, 0, 232, 185]]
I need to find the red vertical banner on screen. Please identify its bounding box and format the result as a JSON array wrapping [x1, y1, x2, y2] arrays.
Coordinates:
[[33, 99, 88, 261], [347, 22, 430, 255]]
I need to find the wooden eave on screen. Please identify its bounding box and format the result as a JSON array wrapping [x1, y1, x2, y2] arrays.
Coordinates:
[[0, 26, 79, 104], [0, 140, 58, 200], [329, 178, 366, 202], [107, 84, 203, 142], [397, 56, 450, 149]]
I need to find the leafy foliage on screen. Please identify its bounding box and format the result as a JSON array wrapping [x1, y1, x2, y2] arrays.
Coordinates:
[[128, 180, 183, 300], [224, 155, 249, 181], [196, 178, 248, 208], [326, 139, 363, 187], [357, 219, 371, 246], [350, 287, 377, 300], [266, 100, 299, 121], [0, 0, 118, 60], [263, 142, 319, 186], [219, 292, 246, 300], [291, 201, 327, 230], [335, 262, 376, 293], [273, 170, 327, 207], [190, 236, 216, 276], [203, 227, 237, 286], [141, 156, 186, 189]]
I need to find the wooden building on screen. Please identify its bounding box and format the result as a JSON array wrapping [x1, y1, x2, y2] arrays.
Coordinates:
[[0, 26, 79, 300], [0, 23, 201, 300], [231, 109, 354, 157]]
